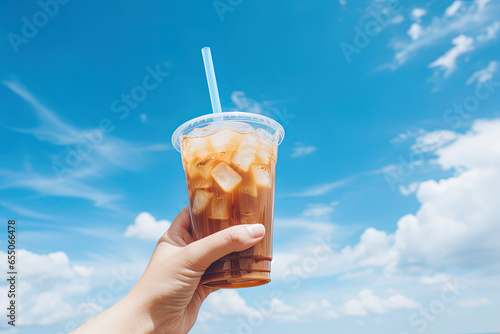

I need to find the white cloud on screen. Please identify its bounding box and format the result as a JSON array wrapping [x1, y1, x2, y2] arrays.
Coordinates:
[[391, 15, 404, 24], [444, 1, 463, 17], [343, 289, 419, 316], [277, 118, 500, 280], [392, 119, 500, 272], [341, 228, 397, 267], [398, 182, 419, 196], [390, 0, 496, 67], [466, 61, 498, 85], [291, 143, 317, 158], [1, 80, 168, 209], [477, 21, 500, 41], [391, 128, 426, 144], [139, 113, 148, 122], [456, 297, 490, 308], [410, 130, 458, 153], [0, 249, 93, 326], [201, 290, 260, 320], [434, 119, 500, 170], [124, 212, 171, 241], [339, 0, 346, 6], [407, 23, 423, 40], [201, 290, 339, 323], [411, 8, 427, 23], [428, 34, 475, 78]]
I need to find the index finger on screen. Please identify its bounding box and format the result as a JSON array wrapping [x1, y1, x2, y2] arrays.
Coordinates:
[[161, 206, 194, 246]]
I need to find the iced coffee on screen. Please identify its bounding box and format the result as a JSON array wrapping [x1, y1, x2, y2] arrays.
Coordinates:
[[180, 122, 278, 288]]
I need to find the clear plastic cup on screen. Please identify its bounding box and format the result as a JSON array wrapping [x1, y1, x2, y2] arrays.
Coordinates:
[[172, 111, 285, 288]]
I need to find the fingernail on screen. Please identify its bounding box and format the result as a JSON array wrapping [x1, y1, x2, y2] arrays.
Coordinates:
[[245, 224, 265, 238]]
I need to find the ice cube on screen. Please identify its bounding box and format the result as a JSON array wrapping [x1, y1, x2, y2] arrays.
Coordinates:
[[209, 128, 241, 163], [186, 155, 216, 189], [224, 121, 254, 134], [231, 133, 258, 172], [239, 176, 258, 197], [195, 155, 216, 178], [255, 128, 274, 143], [238, 191, 257, 216], [192, 190, 214, 214], [210, 128, 240, 151], [210, 162, 242, 192], [255, 129, 277, 164], [182, 137, 209, 162], [191, 176, 212, 189], [254, 138, 273, 165], [251, 164, 272, 188], [187, 125, 211, 138], [208, 195, 232, 220]]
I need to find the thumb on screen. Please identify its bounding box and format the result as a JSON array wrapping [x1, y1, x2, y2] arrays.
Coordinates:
[[182, 224, 265, 271]]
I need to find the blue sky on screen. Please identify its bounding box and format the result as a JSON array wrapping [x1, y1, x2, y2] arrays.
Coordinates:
[[1, 0, 500, 333]]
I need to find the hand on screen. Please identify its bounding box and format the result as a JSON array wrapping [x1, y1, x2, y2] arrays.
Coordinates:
[[72, 206, 265, 334]]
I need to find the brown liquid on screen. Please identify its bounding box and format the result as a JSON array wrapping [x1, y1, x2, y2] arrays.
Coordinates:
[[181, 127, 277, 288]]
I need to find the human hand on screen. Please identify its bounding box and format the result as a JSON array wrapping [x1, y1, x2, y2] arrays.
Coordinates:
[[72, 206, 265, 334]]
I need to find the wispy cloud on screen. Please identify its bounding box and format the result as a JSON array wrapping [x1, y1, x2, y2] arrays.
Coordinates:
[[3, 80, 81, 145], [0, 200, 56, 221], [444, 1, 462, 18], [477, 20, 500, 41], [1, 80, 168, 208], [229, 91, 296, 125], [291, 143, 317, 158], [285, 179, 350, 197], [428, 34, 475, 78], [302, 201, 338, 218], [389, 0, 498, 68], [0, 169, 121, 207], [466, 60, 498, 85]]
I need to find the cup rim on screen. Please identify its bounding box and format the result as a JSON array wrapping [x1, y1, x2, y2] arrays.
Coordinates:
[[171, 111, 285, 152]]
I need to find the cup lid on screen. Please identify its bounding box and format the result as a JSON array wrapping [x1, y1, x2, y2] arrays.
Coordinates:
[[171, 111, 285, 152]]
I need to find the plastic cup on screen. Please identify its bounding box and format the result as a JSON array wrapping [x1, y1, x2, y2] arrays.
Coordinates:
[[172, 111, 284, 288]]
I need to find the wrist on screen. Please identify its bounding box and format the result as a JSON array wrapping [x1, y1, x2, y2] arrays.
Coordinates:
[[116, 283, 155, 334], [72, 284, 154, 334]]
